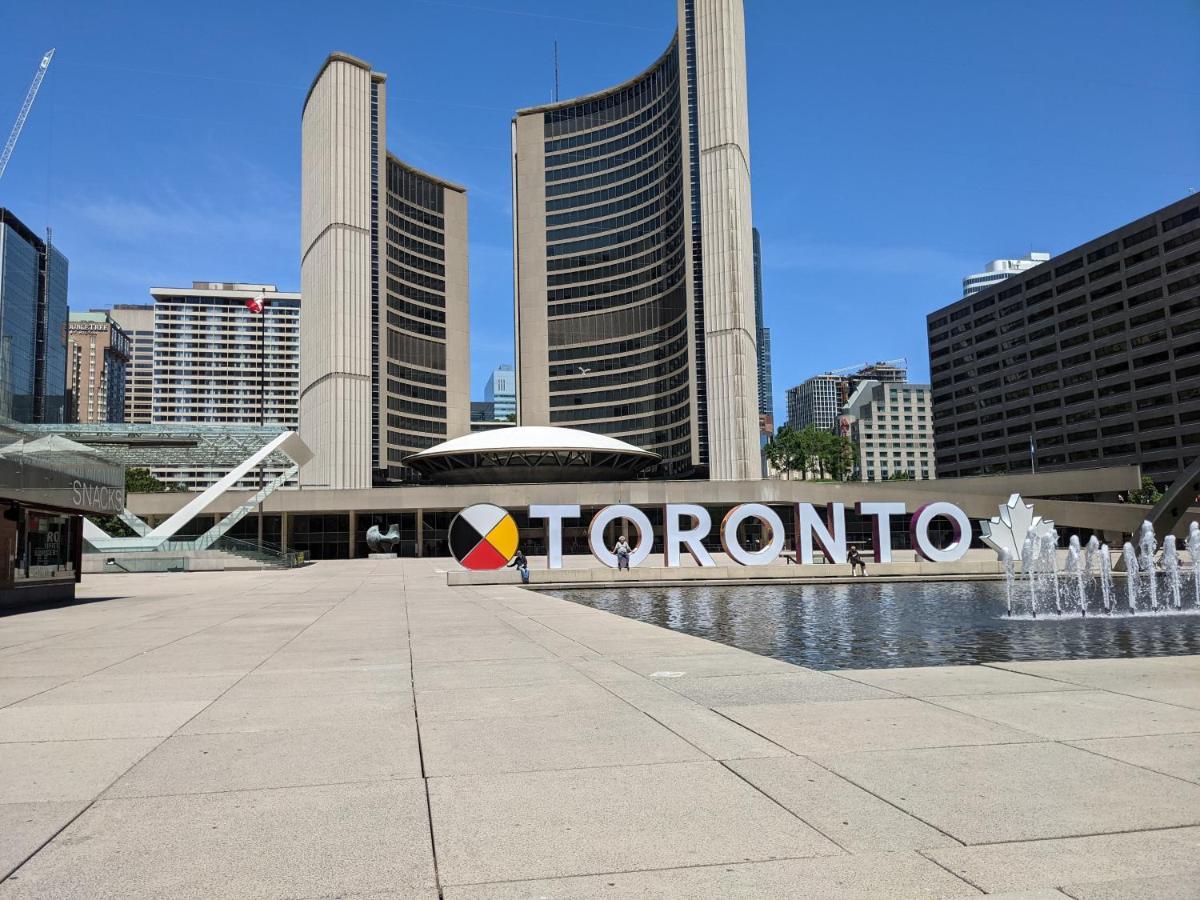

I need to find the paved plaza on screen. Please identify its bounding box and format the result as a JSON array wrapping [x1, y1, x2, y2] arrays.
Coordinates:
[[1, 559, 1199, 898]]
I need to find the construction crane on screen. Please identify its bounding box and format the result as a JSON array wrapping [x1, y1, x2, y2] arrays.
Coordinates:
[[826, 357, 908, 377], [0, 49, 55, 182]]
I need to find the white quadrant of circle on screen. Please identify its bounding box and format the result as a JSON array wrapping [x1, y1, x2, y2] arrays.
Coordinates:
[[459, 504, 508, 537]]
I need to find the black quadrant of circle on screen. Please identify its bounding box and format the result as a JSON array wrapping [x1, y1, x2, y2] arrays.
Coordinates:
[[449, 514, 485, 561]]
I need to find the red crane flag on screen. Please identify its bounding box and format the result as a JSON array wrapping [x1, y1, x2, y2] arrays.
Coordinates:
[[245, 296, 265, 314]]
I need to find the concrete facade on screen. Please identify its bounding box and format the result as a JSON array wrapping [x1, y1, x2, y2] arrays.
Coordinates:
[[512, 0, 760, 481], [842, 380, 936, 481], [119, 465, 1159, 563], [301, 54, 470, 490], [929, 194, 1200, 482], [148, 283, 300, 428], [108, 305, 153, 424], [65, 311, 129, 424]]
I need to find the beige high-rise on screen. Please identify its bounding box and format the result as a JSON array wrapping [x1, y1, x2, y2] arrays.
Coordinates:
[[301, 53, 470, 489], [65, 312, 130, 424], [512, 0, 760, 480]]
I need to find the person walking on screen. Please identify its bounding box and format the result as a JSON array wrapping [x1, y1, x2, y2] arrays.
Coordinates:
[[507, 548, 530, 584], [848, 545, 868, 577], [614, 535, 632, 572]]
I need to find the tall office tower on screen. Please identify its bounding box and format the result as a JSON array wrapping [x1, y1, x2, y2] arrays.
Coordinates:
[[148, 283, 300, 426], [66, 312, 130, 423], [301, 53, 470, 489], [929, 195, 1200, 483], [512, 0, 760, 480], [484, 364, 516, 420], [108, 304, 154, 423], [752, 228, 773, 417], [0, 209, 67, 423], [786, 374, 843, 432], [963, 252, 1050, 297]]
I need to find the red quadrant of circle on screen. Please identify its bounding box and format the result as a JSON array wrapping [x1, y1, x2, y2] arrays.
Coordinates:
[[461, 538, 509, 570]]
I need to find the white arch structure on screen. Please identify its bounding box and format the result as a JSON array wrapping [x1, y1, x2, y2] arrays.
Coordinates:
[[84, 431, 312, 553]]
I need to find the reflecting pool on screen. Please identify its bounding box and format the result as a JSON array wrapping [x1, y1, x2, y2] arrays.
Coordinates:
[[547, 581, 1200, 669]]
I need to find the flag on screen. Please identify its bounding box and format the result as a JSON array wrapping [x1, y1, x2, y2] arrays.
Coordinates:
[[245, 296, 265, 314]]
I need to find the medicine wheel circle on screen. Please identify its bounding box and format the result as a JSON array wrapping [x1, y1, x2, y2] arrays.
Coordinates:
[[448, 504, 519, 570]]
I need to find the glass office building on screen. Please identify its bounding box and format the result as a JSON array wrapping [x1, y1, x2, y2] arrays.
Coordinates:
[[0, 209, 67, 424]]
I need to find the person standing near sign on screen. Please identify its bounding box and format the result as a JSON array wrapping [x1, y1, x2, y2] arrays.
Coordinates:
[[614, 535, 632, 571], [508, 548, 529, 584]]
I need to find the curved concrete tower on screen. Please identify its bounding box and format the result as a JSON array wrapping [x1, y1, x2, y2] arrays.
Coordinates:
[[512, 0, 760, 480], [301, 54, 469, 489]]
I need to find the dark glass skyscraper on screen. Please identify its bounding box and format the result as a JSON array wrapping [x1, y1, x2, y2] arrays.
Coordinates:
[[753, 227, 773, 417], [0, 209, 67, 424]]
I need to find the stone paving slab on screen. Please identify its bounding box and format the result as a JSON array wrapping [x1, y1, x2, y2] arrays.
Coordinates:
[[177, 690, 415, 736], [725, 755, 959, 852], [661, 671, 896, 705], [441, 851, 978, 899], [0, 739, 162, 804], [412, 658, 594, 691], [0, 676, 66, 707], [1067, 731, 1200, 783], [415, 679, 630, 722], [718, 697, 1037, 755], [14, 672, 243, 705], [0, 781, 436, 899], [2, 562, 1199, 897], [925, 826, 1200, 893], [1060, 874, 1200, 899], [836, 663, 1088, 697], [819, 742, 1200, 843], [0, 700, 207, 742], [989, 657, 1200, 709], [104, 726, 422, 797], [426, 760, 842, 885], [420, 708, 706, 776], [0, 802, 84, 880], [930, 689, 1200, 740]]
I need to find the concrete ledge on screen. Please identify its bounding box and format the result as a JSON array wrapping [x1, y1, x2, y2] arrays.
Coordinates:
[[447, 559, 1007, 587]]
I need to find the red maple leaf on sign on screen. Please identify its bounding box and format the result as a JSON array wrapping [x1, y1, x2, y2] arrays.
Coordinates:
[[245, 296, 265, 314]]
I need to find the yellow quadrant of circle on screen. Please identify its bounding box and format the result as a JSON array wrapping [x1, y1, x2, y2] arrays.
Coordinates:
[[484, 516, 518, 559]]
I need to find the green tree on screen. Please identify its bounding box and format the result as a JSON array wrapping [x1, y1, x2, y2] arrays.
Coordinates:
[[1128, 476, 1162, 505], [794, 425, 827, 480], [125, 467, 179, 493], [91, 468, 182, 535], [887, 470, 912, 481], [764, 426, 790, 479], [826, 434, 857, 481]]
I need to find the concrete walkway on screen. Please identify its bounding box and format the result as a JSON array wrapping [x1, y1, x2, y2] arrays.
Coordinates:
[[0, 559, 1197, 898]]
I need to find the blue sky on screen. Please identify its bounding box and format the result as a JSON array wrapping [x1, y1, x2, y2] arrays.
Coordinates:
[[2, 0, 1197, 425]]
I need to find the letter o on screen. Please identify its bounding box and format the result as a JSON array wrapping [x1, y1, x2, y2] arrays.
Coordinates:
[[910, 502, 972, 562], [589, 505, 653, 568], [721, 503, 785, 566]]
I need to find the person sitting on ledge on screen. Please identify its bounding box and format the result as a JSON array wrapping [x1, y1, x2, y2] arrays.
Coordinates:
[[507, 547, 529, 584], [848, 545, 868, 577], [614, 535, 632, 572]]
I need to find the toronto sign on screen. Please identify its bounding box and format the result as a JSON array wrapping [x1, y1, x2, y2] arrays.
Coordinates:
[[448, 499, 989, 571]]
